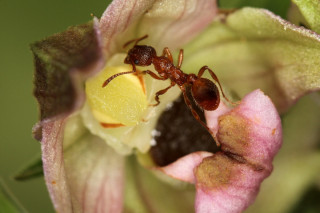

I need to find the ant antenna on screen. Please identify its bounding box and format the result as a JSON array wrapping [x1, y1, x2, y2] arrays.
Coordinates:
[[102, 62, 137, 87], [102, 70, 136, 87], [123, 34, 148, 48]]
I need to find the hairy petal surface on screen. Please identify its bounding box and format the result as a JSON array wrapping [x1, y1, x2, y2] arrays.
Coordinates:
[[31, 19, 104, 122], [99, 0, 217, 54], [42, 115, 125, 213], [184, 7, 320, 112]]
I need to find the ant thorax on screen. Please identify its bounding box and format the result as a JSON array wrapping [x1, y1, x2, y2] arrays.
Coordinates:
[[153, 57, 174, 73]]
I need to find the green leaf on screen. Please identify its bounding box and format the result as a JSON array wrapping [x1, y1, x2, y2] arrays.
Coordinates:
[[0, 179, 26, 212], [14, 157, 43, 181], [183, 7, 320, 112], [31, 19, 103, 121], [291, 0, 320, 33]]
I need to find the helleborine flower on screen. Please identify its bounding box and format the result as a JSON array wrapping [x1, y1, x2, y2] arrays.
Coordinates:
[[30, 0, 320, 212]]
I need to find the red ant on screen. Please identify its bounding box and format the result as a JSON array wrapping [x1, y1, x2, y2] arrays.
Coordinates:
[[102, 35, 235, 146]]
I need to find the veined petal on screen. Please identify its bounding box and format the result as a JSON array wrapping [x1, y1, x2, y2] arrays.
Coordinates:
[[137, 0, 218, 50], [184, 7, 320, 112], [41, 114, 125, 213], [99, 0, 156, 56], [99, 0, 217, 54]]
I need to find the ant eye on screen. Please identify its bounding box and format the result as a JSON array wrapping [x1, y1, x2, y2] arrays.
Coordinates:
[[134, 59, 139, 64]]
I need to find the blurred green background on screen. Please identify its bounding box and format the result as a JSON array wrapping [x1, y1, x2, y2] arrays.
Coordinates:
[[0, 0, 111, 212], [2, 0, 317, 212]]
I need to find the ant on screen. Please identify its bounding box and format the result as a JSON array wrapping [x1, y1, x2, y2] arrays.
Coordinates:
[[102, 35, 235, 146]]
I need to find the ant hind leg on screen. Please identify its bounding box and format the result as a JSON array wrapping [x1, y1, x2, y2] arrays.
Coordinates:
[[197, 66, 238, 106], [181, 86, 220, 146]]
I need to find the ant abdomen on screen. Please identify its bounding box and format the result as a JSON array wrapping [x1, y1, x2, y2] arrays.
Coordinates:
[[191, 78, 220, 111]]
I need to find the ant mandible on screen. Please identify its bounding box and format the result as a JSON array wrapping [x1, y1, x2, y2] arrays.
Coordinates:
[[102, 35, 235, 146]]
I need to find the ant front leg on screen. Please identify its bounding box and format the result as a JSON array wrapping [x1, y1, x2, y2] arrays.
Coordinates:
[[181, 86, 220, 146], [151, 81, 176, 107], [162, 47, 173, 63], [198, 66, 237, 105], [123, 34, 148, 48], [177, 49, 184, 69]]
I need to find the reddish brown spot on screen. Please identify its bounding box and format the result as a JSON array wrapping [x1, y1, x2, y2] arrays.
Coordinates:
[[100, 123, 124, 128], [195, 153, 233, 189], [272, 128, 276, 135], [51, 180, 56, 185], [218, 114, 250, 156]]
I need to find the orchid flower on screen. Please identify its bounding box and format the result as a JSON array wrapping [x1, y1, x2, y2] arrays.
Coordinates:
[[30, 0, 320, 212]]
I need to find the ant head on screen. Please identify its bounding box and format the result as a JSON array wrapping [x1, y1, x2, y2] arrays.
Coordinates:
[[124, 45, 156, 66]]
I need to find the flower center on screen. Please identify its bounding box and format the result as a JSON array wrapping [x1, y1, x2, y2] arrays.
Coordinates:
[[85, 62, 148, 126], [150, 94, 218, 166]]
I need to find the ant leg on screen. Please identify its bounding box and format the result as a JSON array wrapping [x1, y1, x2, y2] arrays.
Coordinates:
[[177, 49, 184, 68], [123, 35, 148, 48], [151, 81, 176, 106], [141, 70, 167, 80], [162, 47, 173, 63], [181, 86, 220, 146], [198, 66, 237, 105]]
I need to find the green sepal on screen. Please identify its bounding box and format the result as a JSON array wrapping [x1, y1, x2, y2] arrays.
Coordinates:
[[291, 0, 320, 33], [31, 19, 102, 121]]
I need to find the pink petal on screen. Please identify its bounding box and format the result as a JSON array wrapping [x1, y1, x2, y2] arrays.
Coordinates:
[[138, 0, 218, 50], [41, 117, 125, 213], [205, 101, 231, 136], [156, 151, 213, 183], [99, 0, 217, 54], [99, 0, 155, 56], [195, 153, 267, 213], [194, 89, 282, 213], [218, 89, 282, 167]]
